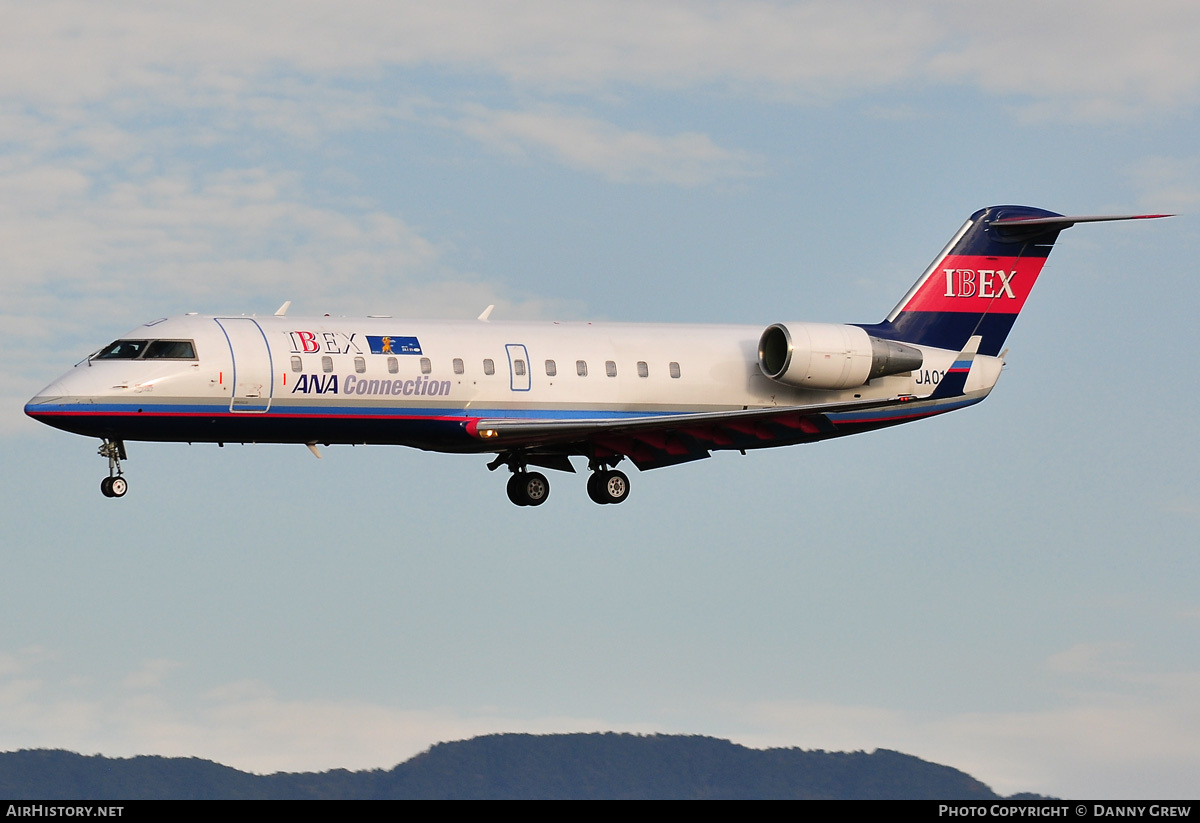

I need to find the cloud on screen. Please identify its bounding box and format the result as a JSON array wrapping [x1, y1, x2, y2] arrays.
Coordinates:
[[123, 660, 186, 690], [1046, 642, 1133, 677], [0, 2, 939, 105], [0, 165, 443, 322], [452, 105, 763, 185], [1126, 156, 1200, 213], [927, 0, 1200, 121], [724, 644, 1200, 798], [3, 646, 1199, 795], [0, 655, 655, 773], [4, 2, 1197, 128], [0, 160, 575, 433]]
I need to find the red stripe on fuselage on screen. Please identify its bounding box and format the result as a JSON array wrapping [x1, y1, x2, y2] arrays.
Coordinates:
[[27, 409, 473, 423], [900, 255, 1046, 314]]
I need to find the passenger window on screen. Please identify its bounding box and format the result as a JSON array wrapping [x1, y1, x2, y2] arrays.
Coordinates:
[[545, 360, 556, 377], [576, 360, 588, 377], [483, 359, 495, 376], [420, 357, 431, 374], [354, 356, 366, 374], [669, 361, 681, 379], [322, 356, 333, 373], [387, 357, 398, 374], [453, 358, 464, 375], [606, 360, 617, 377], [637, 361, 648, 378], [514, 359, 526, 376], [290, 356, 302, 372]]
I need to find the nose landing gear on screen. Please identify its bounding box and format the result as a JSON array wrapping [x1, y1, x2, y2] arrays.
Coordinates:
[[98, 439, 128, 498]]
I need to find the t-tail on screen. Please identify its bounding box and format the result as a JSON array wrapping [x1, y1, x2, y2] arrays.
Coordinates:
[[858, 206, 1170, 357]]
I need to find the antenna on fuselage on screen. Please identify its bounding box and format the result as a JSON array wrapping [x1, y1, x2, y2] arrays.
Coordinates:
[[477, 305, 495, 322], [274, 301, 292, 317]]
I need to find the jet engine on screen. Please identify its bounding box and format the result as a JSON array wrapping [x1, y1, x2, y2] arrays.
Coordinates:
[[757, 322, 922, 390]]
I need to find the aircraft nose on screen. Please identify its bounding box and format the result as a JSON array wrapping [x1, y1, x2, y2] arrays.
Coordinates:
[[25, 378, 72, 419], [35, 379, 68, 398]]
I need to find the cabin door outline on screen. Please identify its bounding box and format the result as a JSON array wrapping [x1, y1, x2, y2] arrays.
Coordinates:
[[215, 318, 275, 413], [505, 344, 531, 392]]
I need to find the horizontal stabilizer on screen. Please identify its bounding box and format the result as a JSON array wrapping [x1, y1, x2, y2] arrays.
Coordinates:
[[992, 213, 1172, 230]]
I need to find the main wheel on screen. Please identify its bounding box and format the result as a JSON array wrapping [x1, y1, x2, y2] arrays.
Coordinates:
[[520, 472, 550, 506], [586, 472, 606, 504], [506, 472, 550, 506], [506, 473, 528, 506], [589, 470, 630, 504], [602, 470, 629, 504], [100, 477, 114, 497], [109, 476, 128, 497]]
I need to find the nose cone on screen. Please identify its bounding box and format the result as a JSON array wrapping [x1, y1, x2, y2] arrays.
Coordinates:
[[25, 381, 68, 424], [25, 371, 92, 433], [26, 379, 69, 415]]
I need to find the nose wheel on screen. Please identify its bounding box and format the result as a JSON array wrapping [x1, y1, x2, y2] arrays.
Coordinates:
[[98, 439, 128, 499], [100, 476, 128, 498]]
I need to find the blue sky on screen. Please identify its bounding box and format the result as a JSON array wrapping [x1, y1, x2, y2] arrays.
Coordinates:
[[2, 1, 1199, 798]]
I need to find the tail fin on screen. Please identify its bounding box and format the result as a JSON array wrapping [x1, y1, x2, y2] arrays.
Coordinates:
[[858, 206, 1170, 356]]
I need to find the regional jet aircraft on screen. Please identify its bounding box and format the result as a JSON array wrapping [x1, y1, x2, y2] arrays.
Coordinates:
[[25, 206, 1167, 505]]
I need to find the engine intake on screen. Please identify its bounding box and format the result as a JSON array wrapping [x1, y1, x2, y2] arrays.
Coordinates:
[[758, 322, 922, 390]]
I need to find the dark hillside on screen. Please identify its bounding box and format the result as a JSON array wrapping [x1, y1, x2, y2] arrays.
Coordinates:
[[0, 733, 1002, 800]]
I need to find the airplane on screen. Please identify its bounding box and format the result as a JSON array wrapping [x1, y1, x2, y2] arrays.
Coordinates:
[[25, 205, 1168, 506]]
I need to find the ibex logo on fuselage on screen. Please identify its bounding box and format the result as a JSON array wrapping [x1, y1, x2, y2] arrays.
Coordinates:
[[942, 269, 1016, 299]]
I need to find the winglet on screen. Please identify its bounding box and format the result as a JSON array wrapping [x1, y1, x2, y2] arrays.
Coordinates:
[[929, 335, 981, 399]]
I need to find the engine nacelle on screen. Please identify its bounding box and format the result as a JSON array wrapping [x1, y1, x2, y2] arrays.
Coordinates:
[[757, 322, 923, 390]]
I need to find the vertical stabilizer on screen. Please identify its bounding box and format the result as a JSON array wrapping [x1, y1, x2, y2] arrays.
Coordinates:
[[859, 206, 1170, 357], [859, 205, 1062, 356]]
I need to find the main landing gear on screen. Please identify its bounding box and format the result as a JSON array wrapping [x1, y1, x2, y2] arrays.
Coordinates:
[[98, 439, 128, 498], [506, 470, 550, 507], [586, 468, 630, 505], [490, 452, 631, 506]]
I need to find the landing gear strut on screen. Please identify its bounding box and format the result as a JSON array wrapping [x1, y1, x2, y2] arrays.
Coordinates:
[[98, 439, 128, 498]]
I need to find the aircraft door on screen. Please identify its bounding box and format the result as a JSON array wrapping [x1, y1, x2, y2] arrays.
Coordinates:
[[215, 318, 274, 412], [505, 344, 531, 392]]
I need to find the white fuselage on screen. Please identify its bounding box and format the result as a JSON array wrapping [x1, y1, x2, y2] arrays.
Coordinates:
[[26, 314, 1002, 453]]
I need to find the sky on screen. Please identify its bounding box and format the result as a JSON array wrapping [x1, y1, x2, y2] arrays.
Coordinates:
[[2, 0, 1199, 799]]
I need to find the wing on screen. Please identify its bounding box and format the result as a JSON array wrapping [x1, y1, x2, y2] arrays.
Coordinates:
[[467, 393, 937, 471]]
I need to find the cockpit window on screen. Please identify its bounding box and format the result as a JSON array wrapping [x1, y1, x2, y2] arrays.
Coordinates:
[[94, 339, 197, 360], [95, 340, 149, 359], [144, 340, 196, 359]]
